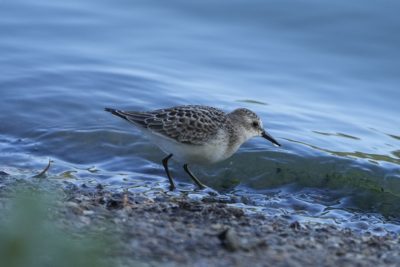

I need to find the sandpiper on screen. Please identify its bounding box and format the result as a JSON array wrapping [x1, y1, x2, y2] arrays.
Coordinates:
[[105, 105, 281, 190]]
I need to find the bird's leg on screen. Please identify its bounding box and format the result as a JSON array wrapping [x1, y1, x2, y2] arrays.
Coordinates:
[[183, 164, 207, 189], [162, 154, 176, 191]]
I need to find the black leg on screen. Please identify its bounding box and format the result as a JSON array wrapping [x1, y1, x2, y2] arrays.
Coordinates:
[[162, 154, 176, 191], [183, 164, 207, 189]]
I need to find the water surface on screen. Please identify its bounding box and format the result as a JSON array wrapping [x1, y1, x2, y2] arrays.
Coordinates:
[[1, 0, 400, 232]]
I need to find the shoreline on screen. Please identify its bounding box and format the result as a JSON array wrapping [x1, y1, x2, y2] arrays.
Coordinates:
[[1, 177, 398, 267]]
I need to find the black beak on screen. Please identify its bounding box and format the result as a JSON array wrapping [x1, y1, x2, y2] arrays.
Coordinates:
[[262, 130, 281, 147]]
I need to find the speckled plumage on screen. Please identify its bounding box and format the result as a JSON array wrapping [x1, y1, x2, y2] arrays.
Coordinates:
[[111, 105, 228, 145], [105, 105, 280, 190]]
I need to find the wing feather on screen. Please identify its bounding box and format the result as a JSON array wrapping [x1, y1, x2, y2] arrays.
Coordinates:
[[106, 105, 228, 145]]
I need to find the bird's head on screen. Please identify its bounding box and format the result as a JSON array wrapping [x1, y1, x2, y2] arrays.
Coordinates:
[[229, 108, 281, 147]]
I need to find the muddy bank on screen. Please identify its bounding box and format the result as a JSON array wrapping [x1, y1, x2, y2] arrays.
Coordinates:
[[1, 177, 400, 267]]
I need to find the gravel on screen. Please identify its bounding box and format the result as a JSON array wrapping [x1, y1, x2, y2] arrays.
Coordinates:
[[1, 178, 399, 267]]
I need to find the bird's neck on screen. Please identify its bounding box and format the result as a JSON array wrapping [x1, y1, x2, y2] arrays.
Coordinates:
[[225, 121, 251, 156]]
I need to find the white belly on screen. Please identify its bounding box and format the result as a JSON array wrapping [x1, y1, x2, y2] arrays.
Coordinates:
[[147, 131, 234, 165]]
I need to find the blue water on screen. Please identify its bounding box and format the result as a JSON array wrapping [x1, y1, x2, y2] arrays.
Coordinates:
[[1, 0, 400, 231]]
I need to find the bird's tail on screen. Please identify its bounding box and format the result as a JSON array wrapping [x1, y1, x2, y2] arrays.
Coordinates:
[[104, 108, 151, 128], [104, 107, 130, 121]]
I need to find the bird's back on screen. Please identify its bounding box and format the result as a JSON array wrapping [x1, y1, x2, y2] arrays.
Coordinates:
[[105, 105, 229, 145]]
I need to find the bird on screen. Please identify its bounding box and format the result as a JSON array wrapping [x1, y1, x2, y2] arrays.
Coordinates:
[[105, 105, 281, 190]]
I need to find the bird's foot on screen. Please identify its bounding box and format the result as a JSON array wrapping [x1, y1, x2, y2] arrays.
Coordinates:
[[169, 184, 176, 191], [195, 186, 219, 196]]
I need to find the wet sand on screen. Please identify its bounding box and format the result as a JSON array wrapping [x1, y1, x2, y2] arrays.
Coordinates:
[[1, 174, 399, 267], [57, 183, 400, 266]]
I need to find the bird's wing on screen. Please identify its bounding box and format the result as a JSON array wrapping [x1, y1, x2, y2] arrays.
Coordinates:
[[106, 106, 227, 145]]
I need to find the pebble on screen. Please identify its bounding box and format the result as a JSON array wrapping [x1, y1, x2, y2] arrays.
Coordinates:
[[218, 228, 241, 251]]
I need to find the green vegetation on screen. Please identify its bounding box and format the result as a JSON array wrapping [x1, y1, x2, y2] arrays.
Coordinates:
[[0, 186, 108, 267]]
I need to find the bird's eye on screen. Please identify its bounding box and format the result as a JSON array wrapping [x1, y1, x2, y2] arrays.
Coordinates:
[[252, 121, 259, 128]]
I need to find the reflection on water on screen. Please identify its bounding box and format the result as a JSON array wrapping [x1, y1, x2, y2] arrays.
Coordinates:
[[236, 99, 269, 106], [388, 134, 400, 141], [313, 131, 360, 140], [1, 0, 400, 231], [288, 138, 400, 165]]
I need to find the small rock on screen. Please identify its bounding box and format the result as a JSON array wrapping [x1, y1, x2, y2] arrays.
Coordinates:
[[122, 193, 130, 208], [65, 201, 83, 215], [83, 210, 95, 216], [260, 224, 274, 232], [106, 198, 123, 209], [336, 250, 346, 256], [210, 223, 224, 231], [0, 171, 9, 176], [79, 216, 91, 225], [218, 228, 241, 251], [290, 221, 301, 231], [96, 183, 104, 190], [65, 201, 80, 208], [63, 182, 78, 191], [326, 237, 341, 249], [179, 201, 203, 212]]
